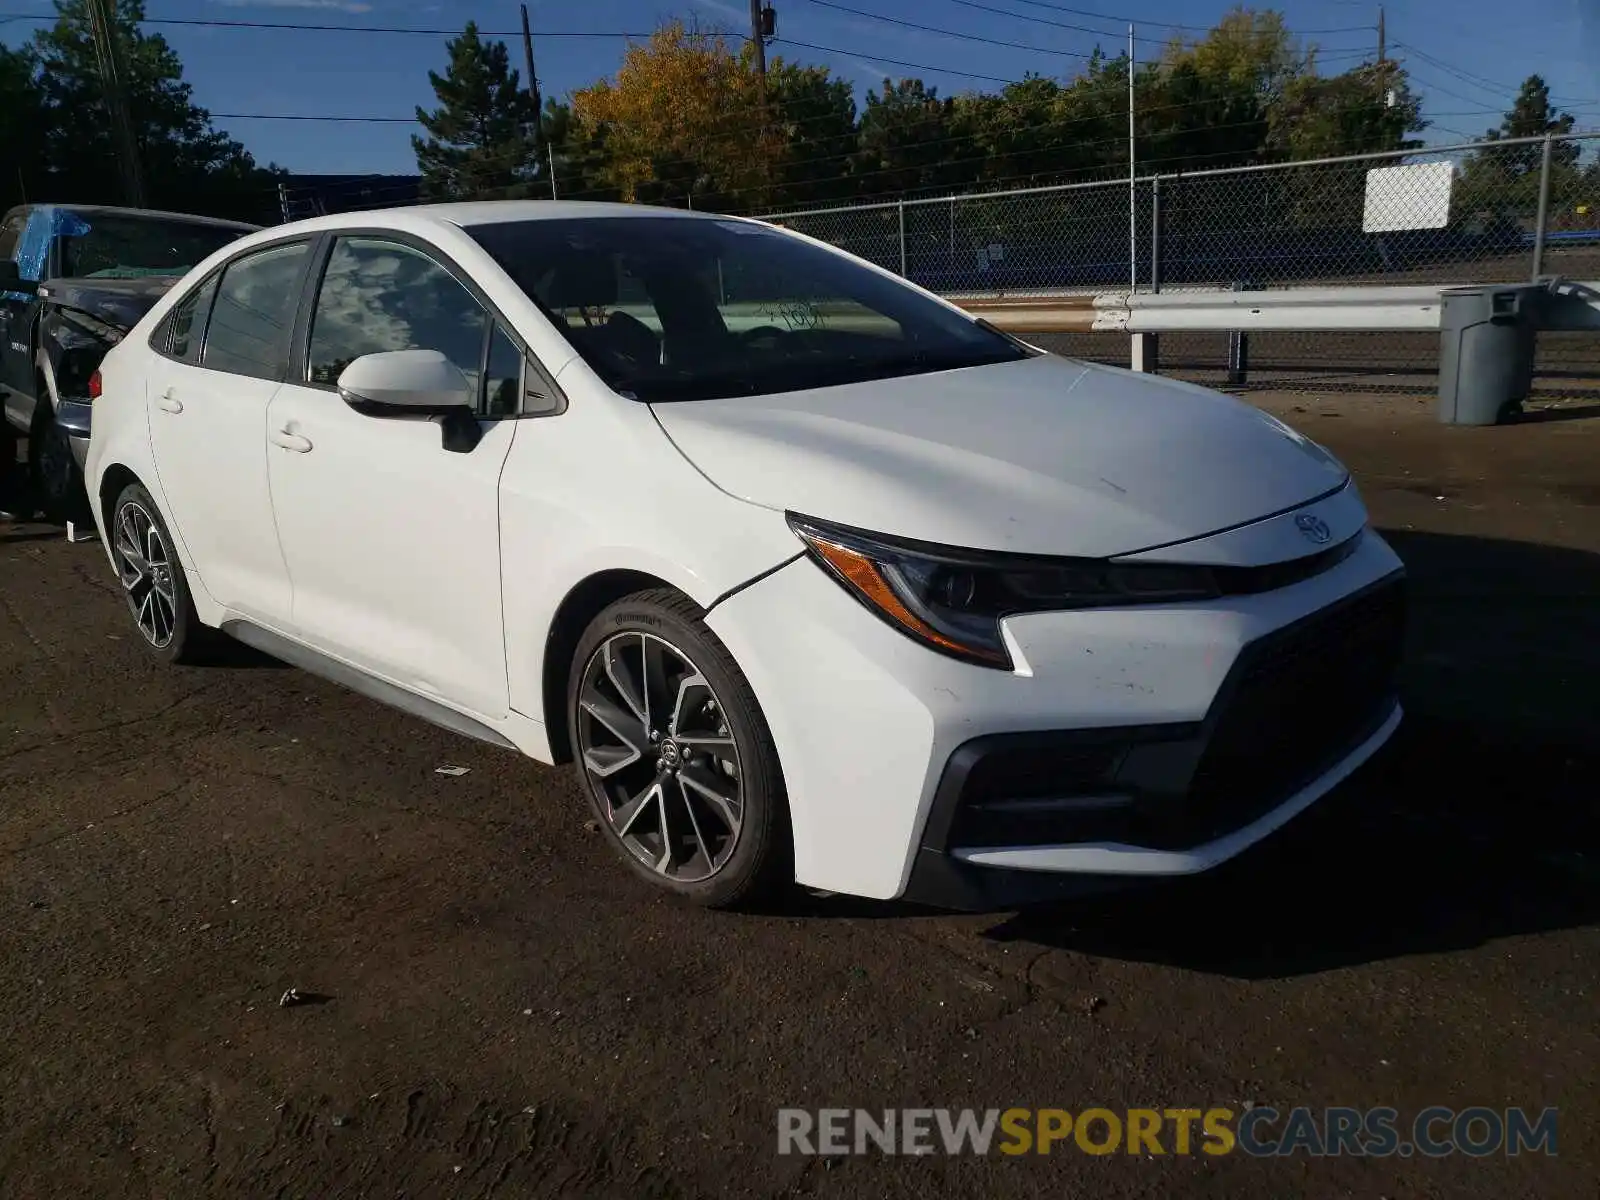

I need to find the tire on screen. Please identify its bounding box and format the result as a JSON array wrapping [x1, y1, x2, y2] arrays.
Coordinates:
[[107, 482, 212, 665], [567, 588, 792, 909], [29, 407, 89, 524], [0, 422, 19, 513]]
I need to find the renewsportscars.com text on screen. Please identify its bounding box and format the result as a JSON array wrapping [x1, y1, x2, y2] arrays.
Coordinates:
[[776, 1106, 1559, 1158]]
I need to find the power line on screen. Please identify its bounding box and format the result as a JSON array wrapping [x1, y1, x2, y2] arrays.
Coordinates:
[[934, 0, 1373, 53], [0, 10, 651, 37], [777, 38, 1019, 83], [795, 0, 1096, 58], [215, 112, 417, 123], [948, 0, 1373, 34], [1393, 41, 1600, 107]]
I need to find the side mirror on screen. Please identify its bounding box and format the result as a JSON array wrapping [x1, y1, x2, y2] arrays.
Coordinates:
[[0, 260, 37, 296], [336, 349, 481, 452]]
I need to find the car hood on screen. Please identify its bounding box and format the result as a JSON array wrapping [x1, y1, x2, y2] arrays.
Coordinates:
[[649, 353, 1349, 559]]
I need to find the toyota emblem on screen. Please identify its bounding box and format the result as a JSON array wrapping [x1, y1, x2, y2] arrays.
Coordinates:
[[1295, 513, 1333, 544]]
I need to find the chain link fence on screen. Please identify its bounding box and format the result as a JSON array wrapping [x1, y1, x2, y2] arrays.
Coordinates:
[[767, 133, 1600, 296], [765, 133, 1600, 402]]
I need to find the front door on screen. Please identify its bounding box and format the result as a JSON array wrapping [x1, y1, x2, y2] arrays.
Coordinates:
[[144, 240, 311, 623], [264, 234, 515, 719]]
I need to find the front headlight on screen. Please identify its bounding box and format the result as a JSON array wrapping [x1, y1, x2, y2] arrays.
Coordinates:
[[787, 514, 1221, 670]]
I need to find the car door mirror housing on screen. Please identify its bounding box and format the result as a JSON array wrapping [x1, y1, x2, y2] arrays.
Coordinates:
[[337, 349, 475, 417]]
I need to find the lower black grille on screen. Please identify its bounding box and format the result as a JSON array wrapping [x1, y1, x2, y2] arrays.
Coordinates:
[[1156, 577, 1407, 847]]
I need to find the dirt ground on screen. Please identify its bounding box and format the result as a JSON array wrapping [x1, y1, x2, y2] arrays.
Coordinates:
[[1, 394, 1597, 1199]]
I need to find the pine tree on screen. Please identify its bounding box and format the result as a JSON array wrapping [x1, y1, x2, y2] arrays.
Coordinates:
[[30, 0, 282, 221], [413, 23, 539, 202], [1479, 75, 1579, 178]]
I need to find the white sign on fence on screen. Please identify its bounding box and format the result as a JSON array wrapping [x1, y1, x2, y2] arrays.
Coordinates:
[[1363, 161, 1455, 233]]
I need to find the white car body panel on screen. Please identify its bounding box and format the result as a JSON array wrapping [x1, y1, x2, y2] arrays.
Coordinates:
[[143, 355, 292, 622], [265, 382, 516, 718], [650, 355, 1350, 558], [83, 200, 1407, 908], [496, 373, 804, 749], [706, 528, 1404, 899]]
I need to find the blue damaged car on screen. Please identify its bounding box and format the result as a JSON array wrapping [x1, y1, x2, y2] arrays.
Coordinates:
[[1, 204, 258, 517]]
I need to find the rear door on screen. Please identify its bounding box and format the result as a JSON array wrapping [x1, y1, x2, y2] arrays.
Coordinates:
[[144, 239, 311, 622]]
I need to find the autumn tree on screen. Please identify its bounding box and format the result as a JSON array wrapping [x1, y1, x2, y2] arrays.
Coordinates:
[[571, 22, 779, 209], [413, 21, 540, 201]]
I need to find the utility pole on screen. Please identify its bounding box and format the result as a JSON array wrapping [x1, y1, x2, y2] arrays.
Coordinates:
[[520, 5, 545, 191], [1376, 5, 1386, 66], [1128, 23, 1136, 292], [748, 0, 768, 85], [85, 0, 144, 208]]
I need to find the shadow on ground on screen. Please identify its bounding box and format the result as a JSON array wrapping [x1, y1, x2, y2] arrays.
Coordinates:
[[980, 528, 1600, 977]]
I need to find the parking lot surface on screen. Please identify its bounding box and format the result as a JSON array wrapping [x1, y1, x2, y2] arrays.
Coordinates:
[[2, 394, 1597, 1198]]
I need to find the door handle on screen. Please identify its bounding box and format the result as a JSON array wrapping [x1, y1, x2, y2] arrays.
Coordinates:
[[155, 387, 182, 414], [269, 427, 313, 453]]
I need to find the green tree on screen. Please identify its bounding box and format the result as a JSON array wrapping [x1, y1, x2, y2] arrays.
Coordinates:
[[0, 44, 48, 212], [30, 0, 282, 221], [1266, 62, 1424, 161], [768, 60, 856, 209], [851, 79, 965, 199], [413, 21, 540, 201], [1457, 75, 1579, 230]]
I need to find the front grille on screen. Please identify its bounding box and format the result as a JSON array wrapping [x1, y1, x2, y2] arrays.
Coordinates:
[[1212, 531, 1364, 596], [1154, 577, 1407, 848]]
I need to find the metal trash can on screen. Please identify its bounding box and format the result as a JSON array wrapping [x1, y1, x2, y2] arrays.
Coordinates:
[[1437, 283, 1545, 426]]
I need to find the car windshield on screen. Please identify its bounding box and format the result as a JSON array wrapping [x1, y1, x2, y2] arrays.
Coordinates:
[[58, 214, 249, 280], [465, 216, 1031, 403]]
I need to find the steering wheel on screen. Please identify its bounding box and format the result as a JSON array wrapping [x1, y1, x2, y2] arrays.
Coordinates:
[[739, 325, 788, 346]]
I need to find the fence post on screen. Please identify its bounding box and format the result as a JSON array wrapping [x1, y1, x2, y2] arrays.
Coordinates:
[[1531, 134, 1554, 280], [897, 199, 907, 277], [1137, 176, 1163, 374]]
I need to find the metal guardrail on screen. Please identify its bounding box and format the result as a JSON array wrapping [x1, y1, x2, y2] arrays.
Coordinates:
[[955, 280, 1600, 336]]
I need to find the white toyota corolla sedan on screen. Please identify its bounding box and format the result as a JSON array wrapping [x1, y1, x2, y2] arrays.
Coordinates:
[[85, 201, 1406, 910]]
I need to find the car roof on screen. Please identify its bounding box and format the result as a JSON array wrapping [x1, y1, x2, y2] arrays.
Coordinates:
[[252, 199, 731, 242]]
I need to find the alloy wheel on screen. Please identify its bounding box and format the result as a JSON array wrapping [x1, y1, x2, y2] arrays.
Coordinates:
[[112, 500, 178, 648], [576, 632, 744, 884]]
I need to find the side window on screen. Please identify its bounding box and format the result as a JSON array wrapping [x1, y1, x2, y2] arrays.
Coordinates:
[[307, 237, 487, 398], [526, 252, 663, 373], [200, 241, 310, 380], [0, 210, 26, 262], [159, 273, 220, 364], [484, 323, 523, 417]]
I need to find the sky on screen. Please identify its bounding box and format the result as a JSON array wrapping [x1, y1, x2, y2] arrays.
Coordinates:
[[3, 0, 1600, 175]]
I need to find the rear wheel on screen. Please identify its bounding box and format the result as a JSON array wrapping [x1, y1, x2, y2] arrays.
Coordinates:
[[568, 589, 791, 909], [109, 483, 210, 664], [0, 422, 18, 512]]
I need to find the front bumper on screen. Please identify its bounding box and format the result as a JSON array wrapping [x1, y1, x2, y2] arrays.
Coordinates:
[[704, 514, 1407, 905]]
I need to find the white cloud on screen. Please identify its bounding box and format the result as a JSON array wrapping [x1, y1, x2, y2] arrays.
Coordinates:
[[211, 0, 376, 12], [688, 0, 750, 32]]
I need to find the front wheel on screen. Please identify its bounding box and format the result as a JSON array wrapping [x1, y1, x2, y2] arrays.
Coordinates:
[[568, 589, 791, 909]]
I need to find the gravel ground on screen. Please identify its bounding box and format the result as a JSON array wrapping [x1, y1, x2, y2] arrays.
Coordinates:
[[1, 395, 1596, 1198]]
